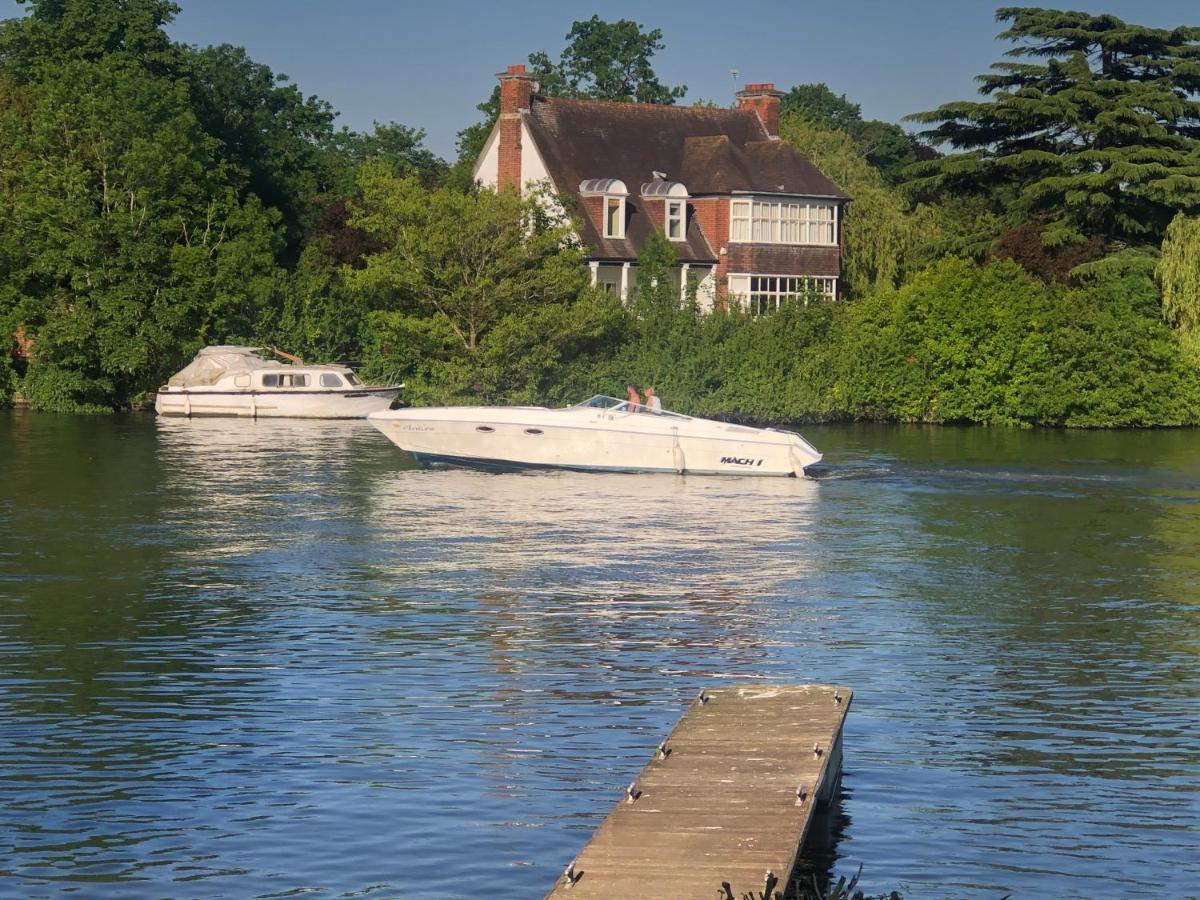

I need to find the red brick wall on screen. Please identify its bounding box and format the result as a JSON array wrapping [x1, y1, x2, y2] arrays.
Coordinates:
[[736, 84, 782, 137], [499, 64, 533, 113], [691, 197, 731, 305], [497, 116, 522, 191], [726, 245, 841, 277], [497, 65, 535, 192]]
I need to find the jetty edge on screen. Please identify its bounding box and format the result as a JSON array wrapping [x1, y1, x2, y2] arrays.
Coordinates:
[[546, 683, 853, 899]]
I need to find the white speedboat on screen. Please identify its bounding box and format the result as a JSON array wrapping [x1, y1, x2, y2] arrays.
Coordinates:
[[155, 346, 401, 419], [368, 395, 821, 476]]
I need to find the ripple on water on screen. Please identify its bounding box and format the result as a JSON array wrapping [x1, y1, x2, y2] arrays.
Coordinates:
[[0, 414, 1197, 898]]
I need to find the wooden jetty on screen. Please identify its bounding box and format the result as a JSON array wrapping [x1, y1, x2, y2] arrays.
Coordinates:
[[546, 683, 852, 900]]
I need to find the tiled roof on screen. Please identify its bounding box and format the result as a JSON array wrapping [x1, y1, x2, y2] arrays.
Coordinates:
[[525, 96, 849, 262]]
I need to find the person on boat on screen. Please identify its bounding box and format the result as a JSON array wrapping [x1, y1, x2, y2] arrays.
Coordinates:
[[626, 383, 642, 412], [645, 386, 662, 414]]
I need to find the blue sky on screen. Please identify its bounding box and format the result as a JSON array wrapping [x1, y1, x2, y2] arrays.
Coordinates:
[[2, 1, 1197, 158]]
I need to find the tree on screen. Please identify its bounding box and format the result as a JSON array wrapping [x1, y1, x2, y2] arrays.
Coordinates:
[[0, 0, 183, 79], [0, 0, 286, 410], [349, 165, 588, 355], [453, 16, 685, 178], [0, 55, 282, 410], [529, 16, 686, 104], [185, 43, 340, 251], [907, 8, 1200, 248], [780, 114, 937, 296], [1158, 212, 1200, 357], [781, 84, 862, 130], [781, 83, 925, 184]]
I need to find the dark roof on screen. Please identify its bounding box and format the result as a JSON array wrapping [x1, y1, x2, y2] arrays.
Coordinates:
[[525, 97, 849, 261]]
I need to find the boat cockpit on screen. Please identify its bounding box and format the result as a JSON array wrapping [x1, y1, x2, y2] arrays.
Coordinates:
[[571, 395, 690, 419]]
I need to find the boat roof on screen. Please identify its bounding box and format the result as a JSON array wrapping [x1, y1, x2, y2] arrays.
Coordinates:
[[168, 346, 351, 388]]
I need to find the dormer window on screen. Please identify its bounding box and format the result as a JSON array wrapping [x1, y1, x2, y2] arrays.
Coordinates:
[[580, 178, 629, 241], [640, 179, 689, 242], [666, 200, 684, 240], [605, 197, 624, 238]]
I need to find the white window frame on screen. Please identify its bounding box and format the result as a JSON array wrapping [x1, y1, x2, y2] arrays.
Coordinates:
[[727, 274, 838, 313], [728, 197, 838, 246], [666, 199, 685, 241], [604, 196, 625, 239]]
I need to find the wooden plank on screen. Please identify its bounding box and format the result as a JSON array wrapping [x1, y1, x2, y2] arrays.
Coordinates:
[[545, 684, 852, 900]]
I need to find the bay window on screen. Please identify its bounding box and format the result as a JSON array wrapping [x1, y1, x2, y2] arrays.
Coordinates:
[[727, 274, 838, 313], [729, 198, 837, 245]]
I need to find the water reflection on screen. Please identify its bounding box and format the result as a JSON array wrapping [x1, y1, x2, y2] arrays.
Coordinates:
[[0, 413, 1197, 897]]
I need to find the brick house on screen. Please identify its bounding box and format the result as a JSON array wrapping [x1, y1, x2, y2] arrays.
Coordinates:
[[473, 64, 850, 312]]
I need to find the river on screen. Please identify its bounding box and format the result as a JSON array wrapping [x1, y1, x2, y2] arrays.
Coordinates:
[[0, 411, 1197, 898]]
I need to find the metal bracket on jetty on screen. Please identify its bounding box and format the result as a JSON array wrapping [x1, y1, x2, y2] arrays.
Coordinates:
[[546, 683, 853, 899]]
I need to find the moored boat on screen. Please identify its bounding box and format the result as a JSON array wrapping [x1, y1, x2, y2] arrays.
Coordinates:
[[155, 346, 401, 419], [368, 395, 821, 476]]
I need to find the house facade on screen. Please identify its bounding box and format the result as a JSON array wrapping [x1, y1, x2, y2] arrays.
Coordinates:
[[473, 64, 850, 312]]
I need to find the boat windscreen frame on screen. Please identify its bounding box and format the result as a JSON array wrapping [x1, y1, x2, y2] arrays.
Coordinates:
[[569, 395, 691, 419]]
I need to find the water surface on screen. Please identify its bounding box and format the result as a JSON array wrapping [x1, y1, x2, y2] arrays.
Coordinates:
[[1, 412, 1197, 897]]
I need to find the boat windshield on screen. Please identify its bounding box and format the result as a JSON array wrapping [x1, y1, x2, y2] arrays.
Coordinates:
[[569, 395, 690, 419], [573, 395, 628, 410]]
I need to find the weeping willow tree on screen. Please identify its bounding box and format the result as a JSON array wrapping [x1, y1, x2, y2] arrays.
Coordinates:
[[780, 114, 936, 297], [1158, 213, 1200, 359]]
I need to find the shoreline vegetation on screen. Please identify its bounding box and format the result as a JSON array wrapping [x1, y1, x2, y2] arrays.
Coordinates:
[[2, 4, 1200, 428]]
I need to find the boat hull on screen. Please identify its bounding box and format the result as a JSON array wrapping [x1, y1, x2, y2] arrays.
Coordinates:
[[369, 407, 821, 476], [155, 387, 399, 419]]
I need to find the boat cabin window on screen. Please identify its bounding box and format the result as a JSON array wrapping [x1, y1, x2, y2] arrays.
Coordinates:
[[320, 373, 343, 388], [261, 373, 308, 388], [345, 372, 362, 386]]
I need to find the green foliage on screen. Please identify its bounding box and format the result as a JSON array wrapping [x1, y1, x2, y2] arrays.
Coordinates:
[[781, 83, 862, 130], [782, 83, 923, 184], [831, 259, 1200, 426], [0, 0, 442, 410], [529, 16, 686, 104], [0, 0, 183, 79], [1158, 213, 1200, 333], [780, 114, 938, 296], [454, 16, 685, 178], [1157, 212, 1200, 360], [599, 259, 1200, 428], [908, 7, 1200, 248], [261, 239, 366, 365], [0, 46, 283, 410], [349, 167, 622, 403]]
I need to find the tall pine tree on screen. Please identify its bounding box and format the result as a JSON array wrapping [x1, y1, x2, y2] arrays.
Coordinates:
[[907, 8, 1200, 247]]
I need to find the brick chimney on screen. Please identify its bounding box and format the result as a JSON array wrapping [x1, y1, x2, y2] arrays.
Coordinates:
[[497, 64, 538, 191], [736, 82, 784, 138]]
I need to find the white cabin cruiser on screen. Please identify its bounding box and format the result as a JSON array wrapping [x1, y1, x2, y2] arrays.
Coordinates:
[[155, 346, 401, 419], [368, 395, 822, 476]]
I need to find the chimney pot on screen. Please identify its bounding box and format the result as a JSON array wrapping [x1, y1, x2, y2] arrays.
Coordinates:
[[736, 81, 784, 137]]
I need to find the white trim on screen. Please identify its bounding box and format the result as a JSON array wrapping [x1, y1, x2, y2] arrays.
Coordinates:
[[666, 199, 686, 241], [604, 196, 626, 239], [729, 197, 837, 246], [680, 263, 690, 303], [727, 273, 839, 312], [620, 262, 631, 300], [589, 261, 599, 286]]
